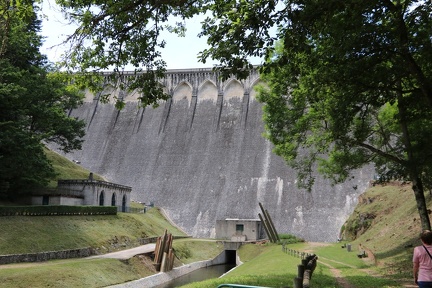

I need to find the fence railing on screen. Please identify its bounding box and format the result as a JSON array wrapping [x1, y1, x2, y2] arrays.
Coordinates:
[[282, 245, 313, 260], [281, 243, 318, 288]]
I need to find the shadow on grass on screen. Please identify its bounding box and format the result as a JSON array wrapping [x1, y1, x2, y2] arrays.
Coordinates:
[[179, 273, 340, 288], [344, 275, 403, 288]]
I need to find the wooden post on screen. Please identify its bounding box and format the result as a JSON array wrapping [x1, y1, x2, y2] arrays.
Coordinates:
[[293, 277, 303, 288], [153, 230, 175, 272], [302, 259, 308, 266], [264, 208, 280, 242], [303, 270, 311, 288], [297, 264, 305, 279], [258, 213, 275, 243], [160, 252, 168, 272], [259, 203, 279, 243]]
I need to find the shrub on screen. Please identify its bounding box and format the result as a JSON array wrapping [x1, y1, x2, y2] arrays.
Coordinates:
[[0, 205, 117, 216], [278, 233, 304, 244], [174, 244, 192, 259]]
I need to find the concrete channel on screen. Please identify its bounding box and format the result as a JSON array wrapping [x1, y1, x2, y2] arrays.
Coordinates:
[[106, 243, 241, 288]]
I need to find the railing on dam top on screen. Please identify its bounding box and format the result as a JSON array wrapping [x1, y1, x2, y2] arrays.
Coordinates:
[[58, 179, 132, 191]]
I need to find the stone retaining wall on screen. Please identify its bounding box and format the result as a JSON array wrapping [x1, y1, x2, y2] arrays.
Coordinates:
[[0, 248, 93, 265], [0, 236, 189, 266]]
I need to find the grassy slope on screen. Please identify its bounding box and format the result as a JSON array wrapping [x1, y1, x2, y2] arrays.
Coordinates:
[[0, 208, 224, 288], [343, 182, 432, 280], [0, 208, 186, 254], [45, 148, 105, 187]]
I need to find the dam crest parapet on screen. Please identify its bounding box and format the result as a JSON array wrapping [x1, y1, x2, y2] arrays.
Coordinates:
[[83, 68, 261, 104]]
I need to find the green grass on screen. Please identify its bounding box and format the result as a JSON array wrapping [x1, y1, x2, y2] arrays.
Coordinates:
[[0, 239, 224, 288], [173, 239, 225, 264], [310, 243, 369, 268], [180, 242, 404, 288], [0, 258, 152, 288], [45, 148, 105, 187], [180, 243, 339, 288], [0, 208, 185, 254]]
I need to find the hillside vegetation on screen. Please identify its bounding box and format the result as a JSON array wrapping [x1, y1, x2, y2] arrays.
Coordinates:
[[0, 208, 186, 254], [45, 148, 105, 187], [342, 182, 432, 280]]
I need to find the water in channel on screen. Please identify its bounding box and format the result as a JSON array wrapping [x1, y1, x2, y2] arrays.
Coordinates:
[[154, 264, 236, 288]]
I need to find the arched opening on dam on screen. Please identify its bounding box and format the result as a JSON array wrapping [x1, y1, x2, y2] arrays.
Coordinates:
[[122, 195, 127, 212], [99, 191, 104, 206], [111, 193, 116, 206]]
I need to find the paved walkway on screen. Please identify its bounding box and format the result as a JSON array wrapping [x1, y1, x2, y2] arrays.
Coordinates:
[[87, 243, 156, 260]]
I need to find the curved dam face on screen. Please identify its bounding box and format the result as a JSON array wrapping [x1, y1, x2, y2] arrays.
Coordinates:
[[55, 68, 374, 242]]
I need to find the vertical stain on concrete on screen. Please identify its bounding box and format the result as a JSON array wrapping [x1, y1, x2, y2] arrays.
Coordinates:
[[215, 94, 223, 132], [276, 177, 284, 206], [136, 107, 145, 133], [188, 95, 197, 130], [88, 96, 100, 129], [159, 98, 172, 134]]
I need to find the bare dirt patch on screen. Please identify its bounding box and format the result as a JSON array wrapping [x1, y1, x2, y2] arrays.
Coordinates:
[[302, 242, 332, 253], [319, 260, 355, 288]]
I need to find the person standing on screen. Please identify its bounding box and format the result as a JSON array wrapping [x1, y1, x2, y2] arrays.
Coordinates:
[[413, 230, 432, 288]]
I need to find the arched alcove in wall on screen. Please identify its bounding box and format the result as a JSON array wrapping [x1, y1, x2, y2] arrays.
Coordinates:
[[99, 191, 105, 206], [224, 79, 244, 101], [197, 80, 218, 103], [249, 79, 265, 102], [122, 194, 127, 212], [172, 82, 192, 103], [111, 193, 116, 206]]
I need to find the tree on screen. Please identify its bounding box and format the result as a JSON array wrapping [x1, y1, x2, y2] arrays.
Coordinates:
[[55, 0, 206, 108], [199, 0, 432, 231], [0, 0, 85, 198]]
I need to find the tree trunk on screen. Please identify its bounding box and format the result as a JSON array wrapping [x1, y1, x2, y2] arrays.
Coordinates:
[[396, 86, 431, 231], [411, 176, 431, 231]]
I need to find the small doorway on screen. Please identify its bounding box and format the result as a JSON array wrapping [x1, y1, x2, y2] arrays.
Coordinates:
[[99, 191, 105, 206], [42, 195, 49, 205], [122, 195, 127, 212], [111, 193, 116, 207]]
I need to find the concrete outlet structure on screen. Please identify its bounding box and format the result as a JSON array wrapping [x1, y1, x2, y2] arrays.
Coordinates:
[[216, 219, 264, 241]]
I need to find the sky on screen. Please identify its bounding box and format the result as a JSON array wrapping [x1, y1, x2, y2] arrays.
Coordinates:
[[39, 2, 239, 70]]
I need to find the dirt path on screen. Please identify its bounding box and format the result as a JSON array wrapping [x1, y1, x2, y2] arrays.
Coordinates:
[[318, 260, 355, 288], [87, 243, 155, 260], [302, 242, 418, 288]]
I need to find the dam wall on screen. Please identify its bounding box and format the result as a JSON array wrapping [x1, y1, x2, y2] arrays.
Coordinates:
[[54, 68, 374, 242]]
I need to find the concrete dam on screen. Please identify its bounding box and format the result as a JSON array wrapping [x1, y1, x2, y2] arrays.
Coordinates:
[[55, 68, 374, 242]]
